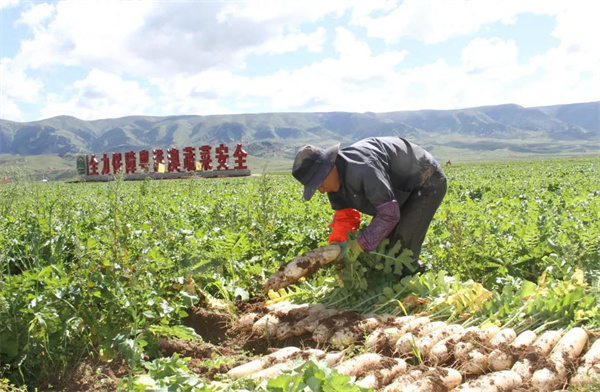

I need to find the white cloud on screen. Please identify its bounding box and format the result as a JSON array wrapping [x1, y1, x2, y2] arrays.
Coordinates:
[[216, 1, 350, 24], [147, 28, 409, 115], [0, 58, 43, 102], [0, 0, 20, 10], [2, 0, 598, 121], [254, 27, 326, 55], [461, 38, 519, 78], [0, 95, 22, 121], [39, 69, 152, 120], [355, 0, 525, 44]]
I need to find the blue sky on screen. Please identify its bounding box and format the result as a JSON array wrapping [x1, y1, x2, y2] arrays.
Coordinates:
[[1, 0, 599, 122]]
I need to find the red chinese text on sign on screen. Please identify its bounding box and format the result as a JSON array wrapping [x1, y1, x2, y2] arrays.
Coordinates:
[[112, 153, 123, 174], [215, 144, 229, 170], [125, 151, 137, 174], [88, 154, 99, 175], [183, 146, 196, 172], [167, 148, 180, 172], [153, 149, 164, 172], [199, 145, 212, 170], [233, 143, 248, 170], [101, 154, 110, 175], [139, 150, 150, 173]]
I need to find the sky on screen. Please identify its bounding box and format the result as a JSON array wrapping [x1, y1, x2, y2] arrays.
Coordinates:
[[0, 0, 599, 123]]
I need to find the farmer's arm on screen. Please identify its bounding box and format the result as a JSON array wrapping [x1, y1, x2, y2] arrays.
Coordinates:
[[356, 200, 399, 252], [355, 163, 400, 252]]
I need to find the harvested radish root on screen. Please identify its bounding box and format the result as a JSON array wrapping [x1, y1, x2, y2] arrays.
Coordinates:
[[329, 315, 382, 348], [458, 328, 516, 375], [512, 330, 562, 382], [531, 327, 588, 391], [251, 303, 314, 337], [366, 327, 404, 353], [392, 317, 435, 355], [263, 245, 341, 292], [428, 326, 480, 365], [334, 353, 384, 377], [312, 311, 361, 344], [278, 307, 340, 340], [453, 326, 501, 362], [237, 312, 262, 331], [227, 348, 346, 380], [227, 346, 301, 379], [251, 313, 281, 337], [488, 330, 537, 371], [354, 358, 408, 389], [570, 338, 600, 387], [454, 370, 522, 391], [273, 303, 326, 340], [418, 324, 464, 358], [394, 321, 461, 358], [384, 367, 462, 392]]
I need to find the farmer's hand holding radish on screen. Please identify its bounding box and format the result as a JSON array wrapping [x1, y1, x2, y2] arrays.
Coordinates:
[[292, 137, 447, 277]]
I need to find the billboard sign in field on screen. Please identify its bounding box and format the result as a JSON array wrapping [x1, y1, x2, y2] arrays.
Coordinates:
[[78, 143, 250, 181]]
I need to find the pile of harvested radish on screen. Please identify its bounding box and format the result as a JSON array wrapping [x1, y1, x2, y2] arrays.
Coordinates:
[[231, 301, 600, 391]]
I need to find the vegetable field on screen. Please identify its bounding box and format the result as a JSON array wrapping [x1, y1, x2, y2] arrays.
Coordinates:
[[0, 157, 599, 391]]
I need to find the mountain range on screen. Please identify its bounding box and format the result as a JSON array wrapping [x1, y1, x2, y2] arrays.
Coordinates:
[[0, 101, 598, 177]]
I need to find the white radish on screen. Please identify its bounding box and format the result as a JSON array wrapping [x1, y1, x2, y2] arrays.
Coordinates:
[[400, 316, 432, 334], [428, 326, 480, 365], [416, 321, 447, 336], [330, 326, 361, 347], [460, 349, 489, 375], [549, 327, 588, 362], [455, 370, 522, 391], [418, 324, 464, 357], [385, 367, 462, 392], [330, 315, 382, 347], [394, 332, 418, 357], [384, 369, 425, 391], [323, 350, 347, 367], [366, 327, 403, 352], [390, 315, 415, 328], [454, 326, 501, 361], [252, 302, 310, 337], [581, 338, 600, 368], [392, 317, 434, 355], [250, 361, 295, 379], [570, 339, 600, 386], [227, 346, 300, 379], [533, 330, 563, 355], [489, 330, 537, 371], [459, 328, 516, 375], [312, 311, 359, 344], [512, 330, 563, 381], [358, 316, 384, 333], [354, 358, 408, 389], [334, 353, 383, 377], [263, 244, 341, 291], [251, 313, 281, 337], [531, 327, 588, 391], [279, 307, 339, 339], [531, 359, 567, 392], [237, 312, 261, 331], [249, 348, 331, 379]]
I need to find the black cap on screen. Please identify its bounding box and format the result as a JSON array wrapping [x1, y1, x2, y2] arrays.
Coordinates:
[[292, 143, 339, 200]]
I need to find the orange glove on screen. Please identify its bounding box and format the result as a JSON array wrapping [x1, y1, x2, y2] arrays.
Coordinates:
[[328, 208, 361, 244]]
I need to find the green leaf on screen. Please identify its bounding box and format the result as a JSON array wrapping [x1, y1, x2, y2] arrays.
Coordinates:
[[519, 281, 537, 298]]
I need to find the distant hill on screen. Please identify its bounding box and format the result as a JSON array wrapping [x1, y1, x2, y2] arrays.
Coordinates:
[[0, 102, 598, 179]]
